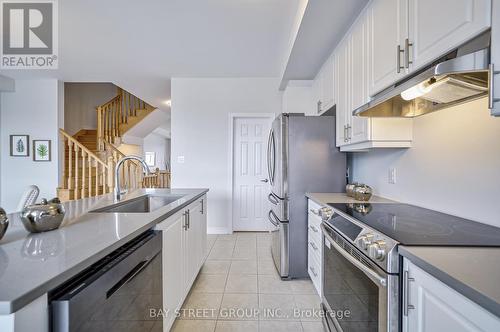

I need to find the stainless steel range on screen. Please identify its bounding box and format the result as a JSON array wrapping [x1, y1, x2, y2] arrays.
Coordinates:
[[320, 202, 500, 332]]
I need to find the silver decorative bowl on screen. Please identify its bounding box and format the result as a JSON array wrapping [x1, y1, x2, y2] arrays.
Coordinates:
[[353, 184, 373, 202], [346, 183, 359, 197], [20, 198, 66, 233], [0, 208, 8, 240]]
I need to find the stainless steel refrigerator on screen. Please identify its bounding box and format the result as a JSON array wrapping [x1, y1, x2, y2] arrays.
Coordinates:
[[267, 113, 346, 279]]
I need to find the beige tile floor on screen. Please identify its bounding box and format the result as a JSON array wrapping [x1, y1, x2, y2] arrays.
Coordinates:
[[171, 232, 327, 332]]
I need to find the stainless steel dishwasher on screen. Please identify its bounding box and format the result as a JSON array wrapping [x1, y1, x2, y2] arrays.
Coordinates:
[[50, 230, 162, 332]]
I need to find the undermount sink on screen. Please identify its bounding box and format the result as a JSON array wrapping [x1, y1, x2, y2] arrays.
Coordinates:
[[91, 194, 186, 213]]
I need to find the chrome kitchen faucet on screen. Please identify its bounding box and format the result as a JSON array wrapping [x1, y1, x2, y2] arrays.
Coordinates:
[[114, 155, 150, 201]]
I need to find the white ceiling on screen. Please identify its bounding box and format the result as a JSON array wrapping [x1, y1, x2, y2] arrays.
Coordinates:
[[3, 0, 369, 116], [4, 0, 301, 110]]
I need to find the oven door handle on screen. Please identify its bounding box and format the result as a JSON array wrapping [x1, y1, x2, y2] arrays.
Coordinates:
[[321, 223, 387, 288]]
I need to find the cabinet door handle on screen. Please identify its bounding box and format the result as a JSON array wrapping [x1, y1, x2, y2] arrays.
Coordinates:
[[317, 100, 322, 114], [309, 266, 318, 277], [200, 199, 204, 214], [309, 208, 320, 216], [309, 225, 318, 233], [489, 64, 500, 111], [405, 38, 413, 69], [347, 125, 351, 140], [309, 241, 318, 251], [183, 211, 188, 230], [397, 45, 404, 73], [403, 270, 415, 316], [187, 209, 190, 229], [343, 125, 348, 142]]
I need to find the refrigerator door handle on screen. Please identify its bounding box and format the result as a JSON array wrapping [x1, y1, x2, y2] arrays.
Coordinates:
[[267, 210, 280, 227], [268, 193, 279, 205], [267, 128, 276, 187], [267, 129, 272, 186]]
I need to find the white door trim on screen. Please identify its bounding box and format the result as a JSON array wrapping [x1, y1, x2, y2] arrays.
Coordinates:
[[228, 113, 275, 234]]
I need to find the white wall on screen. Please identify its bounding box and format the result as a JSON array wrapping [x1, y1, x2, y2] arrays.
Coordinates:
[[143, 133, 170, 170], [171, 78, 282, 233], [64, 83, 117, 135], [352, 98, 500, 227], [0, 80, 62, 213]]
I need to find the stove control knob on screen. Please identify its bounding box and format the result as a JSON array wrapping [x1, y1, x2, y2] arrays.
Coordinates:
[[319, 207, 334, 221], [357, 234, 374, 250], [368, 240, 386, 261]]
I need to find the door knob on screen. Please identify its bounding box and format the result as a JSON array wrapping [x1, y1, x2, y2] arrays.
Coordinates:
[[261, 179, 269, 183]]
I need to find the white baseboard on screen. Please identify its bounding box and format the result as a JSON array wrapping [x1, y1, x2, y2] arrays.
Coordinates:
[[207, 227, 232, 234]]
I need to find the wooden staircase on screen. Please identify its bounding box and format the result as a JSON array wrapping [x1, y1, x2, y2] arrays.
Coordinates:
[[57, 88, 161, 202], [96, 88, 155, 150]]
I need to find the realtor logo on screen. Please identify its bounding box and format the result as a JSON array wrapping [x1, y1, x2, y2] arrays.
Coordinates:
[[1, 0, 58, 69]]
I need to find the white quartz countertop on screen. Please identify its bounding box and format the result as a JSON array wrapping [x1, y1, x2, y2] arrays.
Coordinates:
[[0, 188, 208, 314], [305, 192, 397, 205]]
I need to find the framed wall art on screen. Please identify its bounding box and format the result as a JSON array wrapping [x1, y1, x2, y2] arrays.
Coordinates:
[[10, 135, 30, 157], [33, 140, 52, 162]]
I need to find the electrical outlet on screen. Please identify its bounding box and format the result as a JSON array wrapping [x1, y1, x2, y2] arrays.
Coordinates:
[[389, 168, 397, 184], [177, 156, 185, 164]]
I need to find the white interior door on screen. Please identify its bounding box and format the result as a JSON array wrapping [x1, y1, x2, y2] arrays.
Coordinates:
[[233, 116, 273, 231]]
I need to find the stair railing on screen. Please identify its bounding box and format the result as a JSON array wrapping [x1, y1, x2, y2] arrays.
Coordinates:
[[60, 128, 112, 200], [96, 89, 153, 151]]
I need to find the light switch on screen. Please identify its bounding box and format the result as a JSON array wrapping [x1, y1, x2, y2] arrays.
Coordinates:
[[177, 156, 185, 164], [389, 168, 396, 184]]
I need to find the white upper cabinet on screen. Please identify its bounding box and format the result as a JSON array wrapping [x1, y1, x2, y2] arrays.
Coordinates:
[[408, 0, 491, 72], [369, 0, 408, 96], [349, 9, 370, 144], [370, 0, 491, 96], [335, 40, 350, 146], [311, 74, 322, 115], [321, 54, 335, 112], [312, 54, 335, 115]]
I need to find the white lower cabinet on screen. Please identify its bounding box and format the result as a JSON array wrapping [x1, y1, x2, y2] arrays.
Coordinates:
[[403, 258, 500, 332], [155, 195, 207, 331], [307, 199, 323, 296]]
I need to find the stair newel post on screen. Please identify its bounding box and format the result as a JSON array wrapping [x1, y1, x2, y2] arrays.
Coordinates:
[[81, 150, 86, 198], [67, 138, 73, 190], [74, 143, 79, 199], [107, 155, 114, 194]]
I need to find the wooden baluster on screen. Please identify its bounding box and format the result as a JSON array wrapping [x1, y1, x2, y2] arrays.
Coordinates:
[[88, 156, 92, 197], [81, 150, 86, 198], [107, 106, 111, 142], [130, 92, 134, 116], [96, 108, 100, 151], [107, 156, 114, 194], [68, 139, 73, 190], [124, 91, 129, 123], [74, 144, 79, 199], [95, 162, 99, 196], [114, 100, 118, 139]]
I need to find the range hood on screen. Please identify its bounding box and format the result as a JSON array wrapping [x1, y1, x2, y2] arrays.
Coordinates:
[[354, 32, 492, 118]]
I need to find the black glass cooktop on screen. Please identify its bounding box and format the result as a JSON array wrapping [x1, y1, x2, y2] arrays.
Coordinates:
[[327, 203, 500, 246]]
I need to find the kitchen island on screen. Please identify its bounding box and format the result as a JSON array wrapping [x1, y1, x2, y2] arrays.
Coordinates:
[[0, 188, 208, 332]]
